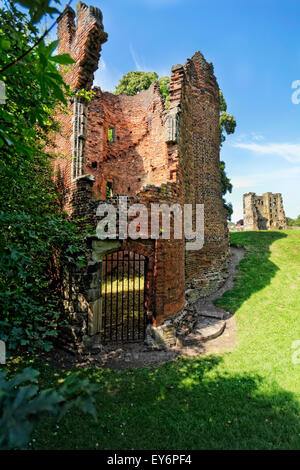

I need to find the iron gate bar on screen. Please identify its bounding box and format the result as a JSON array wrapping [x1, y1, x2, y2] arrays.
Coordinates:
[[110, 254, 113, 340], [121, 253, 124, 341], [103, 251, 108, 341], [138, 255, 141, 339], [101, 250, 147, 342], [132, 253, 135, 340], [144, 257, 148, 333], [127, 252, 130, 339], [116, 251, 119, 342]]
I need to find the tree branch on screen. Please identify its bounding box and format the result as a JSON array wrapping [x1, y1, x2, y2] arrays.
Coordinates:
[[0, 1, 72, 75]]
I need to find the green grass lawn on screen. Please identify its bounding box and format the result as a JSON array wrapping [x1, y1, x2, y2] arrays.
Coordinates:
[[8, 230, 300, 450]]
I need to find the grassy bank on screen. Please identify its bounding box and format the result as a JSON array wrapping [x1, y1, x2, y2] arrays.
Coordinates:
[[8, 230, 300, 449]]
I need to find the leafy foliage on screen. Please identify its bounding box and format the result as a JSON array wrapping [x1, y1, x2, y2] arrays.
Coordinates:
[[114, 71, 170, 108], [286, 215, 300, 226], [0, 1, 83, 352], [0, 3, 74, 157], [0, 7, 99, 447], [219, 90, 237, 145], [219, 91, 236, 220], [158, 76, 170, 109], [71, 88, 96, 103], [15, 0, 61, 25], [220, 160, 233, 221], [0, 212, 85, 352], [220, 161, 233, 197], [0, 367, 99, 450], [114, 71, 159, 96]]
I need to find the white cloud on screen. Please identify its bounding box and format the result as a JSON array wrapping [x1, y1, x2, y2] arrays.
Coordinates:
[[129, 45, 143, 71], [232, 141, 300, 163], [129, 45, 163, 74], [233, 132, 265, 143], [250, 132, 264, 141], [232, 167, 300, 188], [99, 58, 107, 71], [94, 59, 119, 92]]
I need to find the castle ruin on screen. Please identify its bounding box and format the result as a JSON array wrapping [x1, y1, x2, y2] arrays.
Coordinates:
[[50, 2, 230, 351], [243, 192, 287, 231]]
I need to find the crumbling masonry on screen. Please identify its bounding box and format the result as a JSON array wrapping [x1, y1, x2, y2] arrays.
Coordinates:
[[243, 192, 287, 231], [51, 2, 230, 351]]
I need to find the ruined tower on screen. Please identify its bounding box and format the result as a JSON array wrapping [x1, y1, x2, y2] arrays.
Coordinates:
[[51, 2, 230, 351], [243, 192, 287, 230]]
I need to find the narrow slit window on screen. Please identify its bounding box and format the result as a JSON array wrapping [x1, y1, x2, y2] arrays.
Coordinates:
[[108, 127, 115, 142], [106, 181, 114, 198]]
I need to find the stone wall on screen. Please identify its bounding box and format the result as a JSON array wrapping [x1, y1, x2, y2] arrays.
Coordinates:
[[60, 248, 103, 353], [243, 192, 287, 230]]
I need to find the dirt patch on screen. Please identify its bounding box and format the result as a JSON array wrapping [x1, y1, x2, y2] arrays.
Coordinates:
[[44, 246, 245, 370], [45, 343, 179, 371], [179, 314, 237, 358]]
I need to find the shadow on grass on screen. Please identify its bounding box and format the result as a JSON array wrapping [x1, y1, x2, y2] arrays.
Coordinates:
[[30, 355, 300, 450], [215, 230, 288, 313]]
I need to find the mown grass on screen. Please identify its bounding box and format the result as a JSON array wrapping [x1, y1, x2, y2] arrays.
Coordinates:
[[7, 230, 300, 449]]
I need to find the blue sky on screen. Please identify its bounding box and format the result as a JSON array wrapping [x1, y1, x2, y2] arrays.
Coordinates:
[[63, 0, 300, 221]]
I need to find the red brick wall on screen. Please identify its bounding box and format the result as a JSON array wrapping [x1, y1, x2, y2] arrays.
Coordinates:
[[82, 77, 186, 324], [57, 3, 108, 91], [176, 53, 230, 295], [85, 83, 172, 198], [50, 2, 108, 202], [131, 185, 185, 326], [50, 4, 229, 337]]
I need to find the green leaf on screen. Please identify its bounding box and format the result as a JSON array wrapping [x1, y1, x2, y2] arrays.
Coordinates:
[[0, 367, 99, 449], [46, 39, 60, 56], [0, 38, 10, 50], [51, 54, 75, 66], [9, 368, 39, 388], [16, 0, 61, 24]]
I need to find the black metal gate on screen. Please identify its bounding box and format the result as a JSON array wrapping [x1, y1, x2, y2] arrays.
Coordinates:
[[101, 251, 148, 342]]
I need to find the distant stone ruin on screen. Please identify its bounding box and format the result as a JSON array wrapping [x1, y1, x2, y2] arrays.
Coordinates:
[[243, 192, 287, 231]]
